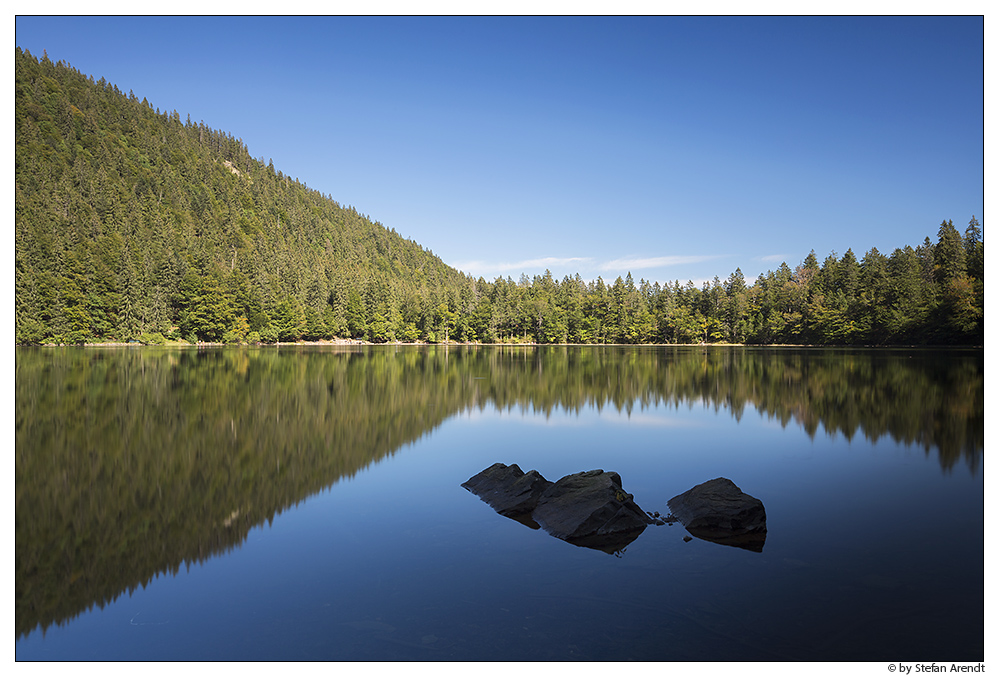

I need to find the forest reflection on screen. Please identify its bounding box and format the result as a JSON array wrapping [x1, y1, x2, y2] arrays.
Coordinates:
[[15, 345, 982, 639]]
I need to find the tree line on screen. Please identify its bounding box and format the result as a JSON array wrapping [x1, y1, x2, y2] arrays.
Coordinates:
[[15, 48, 984, 346]]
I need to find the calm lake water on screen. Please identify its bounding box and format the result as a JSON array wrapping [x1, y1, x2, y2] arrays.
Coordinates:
[[15, 345, 983, 661]]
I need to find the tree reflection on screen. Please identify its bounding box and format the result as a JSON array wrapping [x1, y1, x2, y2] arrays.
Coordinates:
[[15, 345, 982, 638]]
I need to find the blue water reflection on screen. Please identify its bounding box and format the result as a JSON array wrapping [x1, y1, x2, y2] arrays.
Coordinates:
[[15, 347, 983, 661]]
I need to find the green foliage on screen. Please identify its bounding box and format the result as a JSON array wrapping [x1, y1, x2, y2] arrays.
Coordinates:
[[15, 48, 471, 346], [259, 326, 279, 344], [14, 48, 983, 347]]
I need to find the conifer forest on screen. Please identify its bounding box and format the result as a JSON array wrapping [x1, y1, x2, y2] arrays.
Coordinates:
[[14, 49, 984, 346]]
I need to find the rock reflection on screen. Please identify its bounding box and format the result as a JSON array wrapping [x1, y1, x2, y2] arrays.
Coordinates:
[[464, 467, 769, 554], [15, 345, 981, 637], [462, 464, 651, 555]]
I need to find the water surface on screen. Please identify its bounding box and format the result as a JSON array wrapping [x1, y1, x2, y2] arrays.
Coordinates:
[[15, 345, 983, 660]]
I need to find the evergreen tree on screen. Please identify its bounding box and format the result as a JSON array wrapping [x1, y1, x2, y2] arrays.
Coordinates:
[[964, 215, 984, 281], [13, 49, 983, 348], [935, 219, 966, 284]]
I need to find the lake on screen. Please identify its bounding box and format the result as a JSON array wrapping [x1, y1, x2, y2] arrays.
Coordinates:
[[14, 345, 984, 662]]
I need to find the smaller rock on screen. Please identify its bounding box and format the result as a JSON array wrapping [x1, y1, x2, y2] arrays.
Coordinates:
[[667, 477, 767, 552]]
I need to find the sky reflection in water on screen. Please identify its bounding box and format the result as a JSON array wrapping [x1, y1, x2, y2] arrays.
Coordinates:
[[15, 346, 983, 661]]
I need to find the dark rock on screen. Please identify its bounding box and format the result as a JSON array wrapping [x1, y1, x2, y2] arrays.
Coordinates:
[[666, 477, 767, 552], [532, 470, 652, 546], [462, 466, 651, 554], [461, 463, 553, 527]]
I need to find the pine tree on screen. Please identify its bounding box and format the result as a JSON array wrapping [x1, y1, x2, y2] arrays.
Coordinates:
[[13, 49, 984, 347], [964, 215, 984, 281], [935, 219, 966, 284]]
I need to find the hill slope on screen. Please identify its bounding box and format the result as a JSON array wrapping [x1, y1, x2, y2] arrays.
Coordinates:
[[15, 47, 474, 345], [14, 48, 983, 345]]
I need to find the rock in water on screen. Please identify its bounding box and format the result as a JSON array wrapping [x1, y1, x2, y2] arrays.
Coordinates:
[[461, 466, 651, 554], [532, 470, 652, 547], [666, 477, 767, 552], [461, 462, 553, 525]]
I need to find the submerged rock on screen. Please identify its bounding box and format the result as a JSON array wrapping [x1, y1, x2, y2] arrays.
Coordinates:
[[462, 465, 650, 554], [666, 477, 767, 552]]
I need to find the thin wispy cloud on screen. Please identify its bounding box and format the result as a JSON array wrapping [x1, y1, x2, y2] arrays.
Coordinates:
[[756, 254, 788, 263], [456, 254, 731, 280], [454, 257, 593, 276], [597, 255, 725, 272]]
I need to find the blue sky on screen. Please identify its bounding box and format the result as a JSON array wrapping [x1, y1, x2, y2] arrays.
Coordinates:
[[14, 15, 984, 287]]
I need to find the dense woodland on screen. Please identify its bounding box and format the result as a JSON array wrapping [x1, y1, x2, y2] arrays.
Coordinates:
[[15, 49, 985, 346]]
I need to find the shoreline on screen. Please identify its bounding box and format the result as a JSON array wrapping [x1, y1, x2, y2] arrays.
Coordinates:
[[23, 340, 979, 349]]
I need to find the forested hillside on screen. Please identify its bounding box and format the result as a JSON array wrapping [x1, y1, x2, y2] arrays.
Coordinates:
[[14, 48, 984, 346], [15, 48, 474, 346]]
